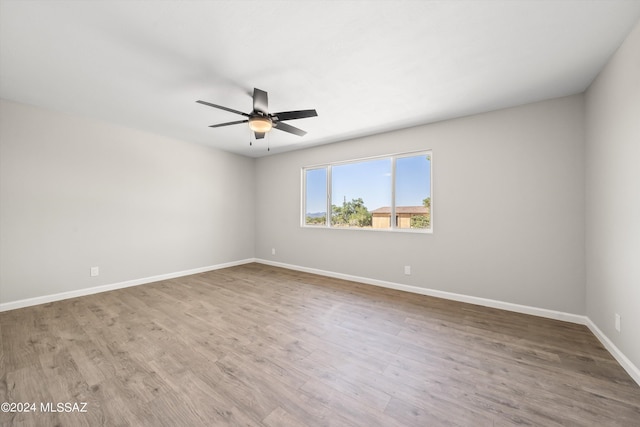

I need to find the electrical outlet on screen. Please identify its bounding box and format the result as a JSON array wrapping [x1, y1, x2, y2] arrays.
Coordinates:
[[90, 266, 99, 277], [271, 248, 276, 255], [404, 265, 411, 275], [615, 313, 621, 332]]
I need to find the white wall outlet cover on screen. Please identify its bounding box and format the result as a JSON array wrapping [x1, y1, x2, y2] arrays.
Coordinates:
[[90, 266, 99, 277], [404, 266, 411, 275]]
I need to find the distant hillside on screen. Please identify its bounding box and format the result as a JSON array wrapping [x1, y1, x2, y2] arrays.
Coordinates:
[[306, 212, 326, 218]]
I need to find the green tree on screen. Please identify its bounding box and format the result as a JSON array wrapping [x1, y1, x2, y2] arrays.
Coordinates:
[[331, 204, 345, 225], [331, 197, 372, 227], [411, 196, 431, 229], [306, 215, 326, 225], [410, 215, 430, 228]]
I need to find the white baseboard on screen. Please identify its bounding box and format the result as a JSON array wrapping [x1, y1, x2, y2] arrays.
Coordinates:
[[585, 318, 640, 386], [3, 257, 638, 387], [255, 258, 639, 386], [0, 258, 256, 312], [255, 258, 587, 324]]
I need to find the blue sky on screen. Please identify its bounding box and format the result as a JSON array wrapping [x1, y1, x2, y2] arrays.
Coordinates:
[[396, 155, 431, 206], [305, 154, 431, 214], [305, 168, 327, 213]]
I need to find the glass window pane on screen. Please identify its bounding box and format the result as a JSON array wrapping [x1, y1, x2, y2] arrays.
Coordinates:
[[331, 159, 391, 229], [395, 154, 431, 229], [305, 168, 327, 226]]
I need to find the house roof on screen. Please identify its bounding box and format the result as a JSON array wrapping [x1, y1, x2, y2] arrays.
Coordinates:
[[371, 206, 429, 215]]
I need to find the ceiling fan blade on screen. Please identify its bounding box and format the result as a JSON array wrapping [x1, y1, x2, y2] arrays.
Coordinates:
[[273, 109, 318, 121], [253, 88, 268, 113], [196, 100, 249, 117], [254, 132, 266, 140], [209, 119, 248, 128], [273, 121, 307, 137]]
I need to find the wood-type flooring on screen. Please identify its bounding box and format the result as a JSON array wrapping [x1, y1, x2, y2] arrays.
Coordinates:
[[1, 263, 639, 426]]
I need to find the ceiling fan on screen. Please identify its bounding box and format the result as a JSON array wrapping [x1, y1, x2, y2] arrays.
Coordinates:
[[197, 88, 318, 140]]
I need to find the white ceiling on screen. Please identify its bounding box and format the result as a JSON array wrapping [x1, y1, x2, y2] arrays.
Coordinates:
[[1, 1, 639, 158]]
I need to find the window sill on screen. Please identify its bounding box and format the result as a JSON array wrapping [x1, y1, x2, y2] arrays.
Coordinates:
[[301, 225, 433, 234]]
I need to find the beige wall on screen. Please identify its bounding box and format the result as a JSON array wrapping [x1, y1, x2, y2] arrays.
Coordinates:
[[256, 95, 585, 314], [396, 213, 418, 229], [0, 100, 255, 304], [372, 213, 422, 229], [585, 21, 640, 372], [372, 215, 391, 229]]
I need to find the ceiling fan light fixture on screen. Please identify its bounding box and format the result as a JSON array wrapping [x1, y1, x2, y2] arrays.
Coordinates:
[[248, 116, 272, 133]]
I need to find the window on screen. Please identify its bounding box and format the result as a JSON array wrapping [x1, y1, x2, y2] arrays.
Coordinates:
[[302, 151, 432, 232], [304, 167, 327, 226], [395, 154, 431, 229], [332, 158, 391, 228]]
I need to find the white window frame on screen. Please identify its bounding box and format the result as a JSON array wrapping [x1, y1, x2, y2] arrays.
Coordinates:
[[301, 150, 433, 233]]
